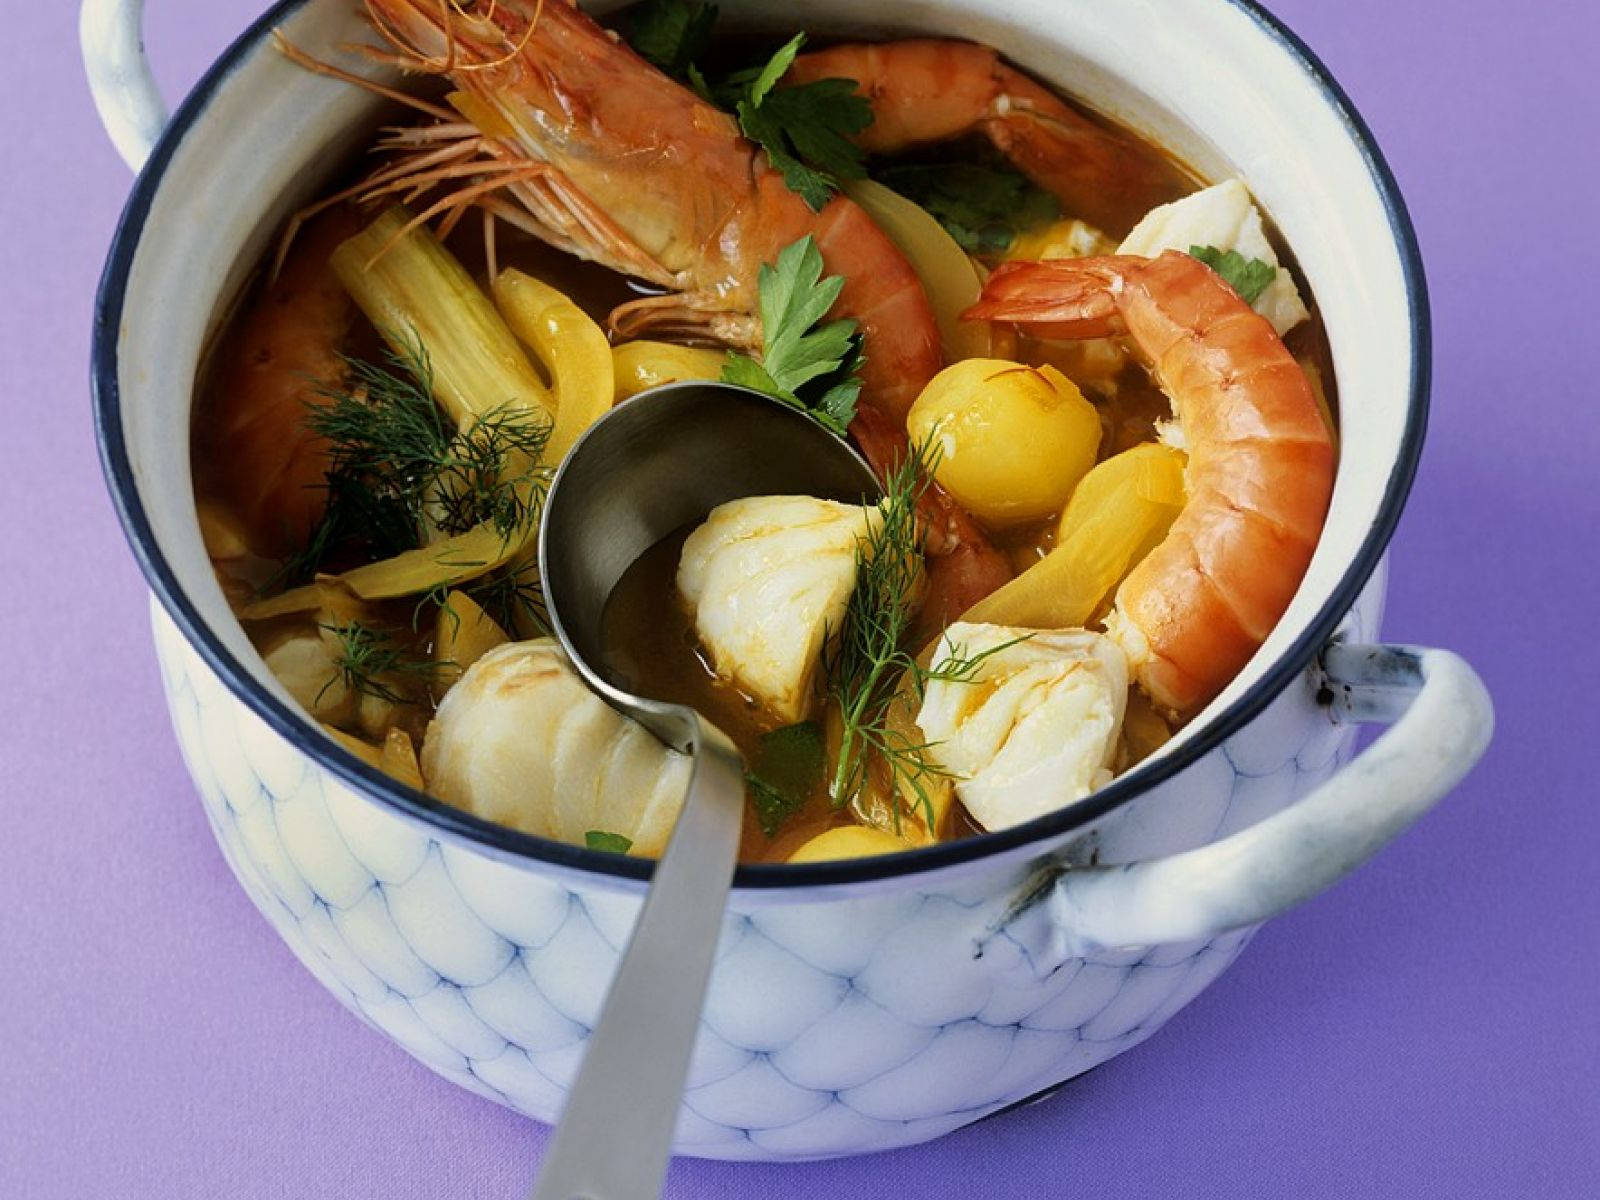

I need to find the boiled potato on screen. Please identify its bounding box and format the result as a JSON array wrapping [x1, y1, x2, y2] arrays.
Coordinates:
[[788, 825, 916, 863], [906, 359, 1100, 526]]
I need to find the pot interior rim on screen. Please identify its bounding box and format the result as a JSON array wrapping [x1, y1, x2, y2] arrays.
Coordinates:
[[91, 0, 1429, 891]]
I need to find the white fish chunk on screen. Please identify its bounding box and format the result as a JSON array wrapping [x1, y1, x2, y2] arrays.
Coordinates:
[[1118, 178, 1309, 335], [420, 640, 690, 855], [678, 495, 881, 723], [916, 622, 1129, 832]]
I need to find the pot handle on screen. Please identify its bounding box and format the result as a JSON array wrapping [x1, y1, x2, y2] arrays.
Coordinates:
[[998, 643, 1492, 961], [81, 0, 165, 171]]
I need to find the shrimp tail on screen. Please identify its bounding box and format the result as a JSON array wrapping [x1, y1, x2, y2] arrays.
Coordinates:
[[962, 256, 1139, 338]]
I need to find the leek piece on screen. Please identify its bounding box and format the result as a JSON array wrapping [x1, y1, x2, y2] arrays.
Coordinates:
[[331, 207, 553, 431], [962, 443, 1187, 629], [239, 522, 530, 620], [338, 521, 531, 600], [611, 341, 728, 402], [434, 588, 511, 686], [322, 724, 385, 769], [492, 269, 615, 462], [380, 728, 426, 790], [844, 179, 990, 362]]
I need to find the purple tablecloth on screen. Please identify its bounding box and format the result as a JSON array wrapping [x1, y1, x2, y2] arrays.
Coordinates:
[[4, 1, 1595, 1195]]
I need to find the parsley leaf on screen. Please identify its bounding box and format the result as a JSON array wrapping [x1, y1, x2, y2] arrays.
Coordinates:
[[745, 722, 825, 836], [584, 830, 634, 854], [724, 34, 873, 212], [624, 0, 718, 80], [721, 235, 864, 435], [876, 163, 1059, 254], [1187, 245, 1277, 306]]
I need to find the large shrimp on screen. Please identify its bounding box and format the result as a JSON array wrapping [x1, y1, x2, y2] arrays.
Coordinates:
[[785, 40, 1179, 235], [287, 0, 1012, 613], [199, 208, 359, 556], [964, 251, 1335, 716]]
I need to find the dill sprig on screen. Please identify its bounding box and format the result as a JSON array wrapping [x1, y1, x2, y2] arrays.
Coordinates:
[[466, 559, 551, 637], [319, 620, 444, 706], [824, 440, 1025, 831], [281, 335, 552, 585], [422, 557, 551, 640]]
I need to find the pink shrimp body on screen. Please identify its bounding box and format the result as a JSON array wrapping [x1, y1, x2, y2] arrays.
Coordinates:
[[965, 251, 1335, 716], [361, 0, 941, 417], [355, 0, 1012, 614], [785, 40, 1179, 235]]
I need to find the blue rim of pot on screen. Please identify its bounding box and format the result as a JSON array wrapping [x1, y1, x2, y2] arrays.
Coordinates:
[[92, 0, 1429, 890]]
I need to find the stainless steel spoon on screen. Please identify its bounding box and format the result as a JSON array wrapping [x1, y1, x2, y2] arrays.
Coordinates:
[[532, 381, 881, 1200]]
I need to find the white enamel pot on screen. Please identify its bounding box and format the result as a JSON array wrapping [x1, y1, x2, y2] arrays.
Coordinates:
[[85, 0, 1493, 1162]]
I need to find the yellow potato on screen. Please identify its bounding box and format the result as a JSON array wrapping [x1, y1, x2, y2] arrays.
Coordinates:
[[907, 359, 1101, 525], [612, 341, 728, 402], [787, 825, 916, 864]]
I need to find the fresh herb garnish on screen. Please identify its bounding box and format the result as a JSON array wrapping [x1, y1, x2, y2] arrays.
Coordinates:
[[875, 162, 1060, 254], [823, 441, 1020, 831], [463, 558, 550, 638], [1187, 245, 1277, 305], [721, 235, 864, 435], [320, 620, 442, 706], [618, 7, 873, 213], [720, 34, 873, 212], [745, 721, 825, 836], [584, 830, 634, 854], [282, 336, 551, 584], [624, 0, 718, 80]]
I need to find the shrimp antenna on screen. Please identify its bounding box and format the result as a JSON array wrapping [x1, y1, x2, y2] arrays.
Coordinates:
[[363, 0, 450, 73], [272, 29, 456, 119], [453, 0, 541, 73]]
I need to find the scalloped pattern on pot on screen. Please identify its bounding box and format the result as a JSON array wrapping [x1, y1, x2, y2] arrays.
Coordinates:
[[150, 575, 1375, 1162]]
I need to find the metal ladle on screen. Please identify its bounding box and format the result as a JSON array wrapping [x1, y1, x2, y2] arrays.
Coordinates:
[[532, 382, 881, 1200]]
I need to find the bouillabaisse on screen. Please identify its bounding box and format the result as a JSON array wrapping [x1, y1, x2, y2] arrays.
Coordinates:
[[192, 0, 1337, 864]]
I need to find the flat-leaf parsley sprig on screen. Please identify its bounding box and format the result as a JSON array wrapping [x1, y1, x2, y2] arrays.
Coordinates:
[[718, 34, 873, 212], [618, 5, 874, 212], [721, 234, 864, 435], [1187, 245, 1277, 305]]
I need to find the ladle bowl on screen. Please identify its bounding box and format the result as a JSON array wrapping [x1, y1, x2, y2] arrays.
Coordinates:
[[539, 381, 882, 749]]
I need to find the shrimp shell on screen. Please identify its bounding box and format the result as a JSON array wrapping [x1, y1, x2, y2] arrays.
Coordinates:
[[966, 251, 1335, 715]]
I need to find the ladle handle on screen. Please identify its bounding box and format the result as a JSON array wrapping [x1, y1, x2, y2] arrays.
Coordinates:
[[531, 717, 746, 1200]]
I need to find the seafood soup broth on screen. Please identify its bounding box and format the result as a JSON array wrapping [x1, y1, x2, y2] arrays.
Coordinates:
[[191, 6, 1338, 865]]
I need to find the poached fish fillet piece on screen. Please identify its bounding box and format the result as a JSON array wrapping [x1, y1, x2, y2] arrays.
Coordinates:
[[421, 640, 691, 855], [1117, 178, 1309, 336], [917, 622, 1129, 831], [678, 496, 883, 723]]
